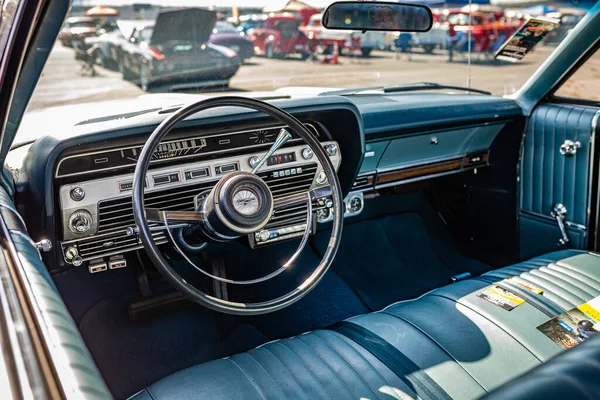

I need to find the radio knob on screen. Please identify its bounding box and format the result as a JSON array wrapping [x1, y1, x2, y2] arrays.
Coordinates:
[[325, 143, 338, 157], [248, 156, 260, 169], [259, 230, 270, 242], [70, 187, 85, 201], [69, 210, 92, 234], [301, 147, 314, 160]]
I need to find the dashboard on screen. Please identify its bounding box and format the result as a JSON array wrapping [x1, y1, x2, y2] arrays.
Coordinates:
[[11, 93, 522, 272], [58, 127, 342, 265]]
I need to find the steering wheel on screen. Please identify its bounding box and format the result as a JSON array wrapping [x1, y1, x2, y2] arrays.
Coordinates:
[[132, 97, 344, 315]]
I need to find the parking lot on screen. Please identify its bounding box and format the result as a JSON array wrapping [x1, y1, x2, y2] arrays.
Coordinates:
[[27, 42, 555, 112]]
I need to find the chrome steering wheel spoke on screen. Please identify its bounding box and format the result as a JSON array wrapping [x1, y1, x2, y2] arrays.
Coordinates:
[[273, 191, 311, 209], [145, 208, 206, 224]]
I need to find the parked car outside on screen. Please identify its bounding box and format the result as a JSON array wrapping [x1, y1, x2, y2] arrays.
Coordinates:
[[118, 9, 241, 91], [84, 20, 140, 70], [409, 21, 449, 53], [246, 14, 310, 59], [209, 21, 255, 61], [301, 13, 386, 57], [58, 16, 99, 47]]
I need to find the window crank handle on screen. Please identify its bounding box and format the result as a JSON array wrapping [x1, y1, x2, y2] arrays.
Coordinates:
[[551, 203, 570, 246]]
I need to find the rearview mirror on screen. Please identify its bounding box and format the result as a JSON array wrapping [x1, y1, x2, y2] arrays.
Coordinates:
[[322, 1, 433, 32]]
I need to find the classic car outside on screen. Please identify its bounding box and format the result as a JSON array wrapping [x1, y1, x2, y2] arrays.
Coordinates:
[[118, 9, 241, 91], [3, 1, 600, 400], [246, 14, 310, 58], [209, 21, 255, 61], [57, 16, 99, 47], [443, 9, 520, 58], [84, 20, 141, 70]]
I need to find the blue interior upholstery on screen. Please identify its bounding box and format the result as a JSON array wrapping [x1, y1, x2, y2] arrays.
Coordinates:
[[130, 250, 600, 400]]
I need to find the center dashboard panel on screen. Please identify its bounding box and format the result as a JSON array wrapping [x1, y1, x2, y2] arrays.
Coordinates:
[[54, 123, 347, 267]]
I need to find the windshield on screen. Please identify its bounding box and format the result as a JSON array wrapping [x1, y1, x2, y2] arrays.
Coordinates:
[[23, 2, 592, 126]]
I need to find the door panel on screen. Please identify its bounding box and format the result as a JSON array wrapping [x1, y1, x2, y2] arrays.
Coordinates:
[[520, 103, 600, 259]]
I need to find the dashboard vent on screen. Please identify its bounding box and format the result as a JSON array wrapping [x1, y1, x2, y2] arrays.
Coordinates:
[[97, 163, 318, 234], [72, 230, 167, 261], [259, 163, 317, 228], [97, 181, 215, 234]]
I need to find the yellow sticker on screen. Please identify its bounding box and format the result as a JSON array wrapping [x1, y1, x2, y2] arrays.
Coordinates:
[[578, 297, 600, 322], [508, 277, 544, 294], [477, 285, 525, 311]]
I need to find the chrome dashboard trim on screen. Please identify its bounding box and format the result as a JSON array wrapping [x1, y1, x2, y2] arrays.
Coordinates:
[[375, 154, 468, 174], [54, 123, 320, 178]]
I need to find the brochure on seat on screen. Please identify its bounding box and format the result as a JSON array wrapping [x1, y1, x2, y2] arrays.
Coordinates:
[[537, 296, 600, 350]]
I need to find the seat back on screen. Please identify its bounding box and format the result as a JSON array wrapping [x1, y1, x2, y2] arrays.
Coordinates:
[[482, 333, 600, 399]]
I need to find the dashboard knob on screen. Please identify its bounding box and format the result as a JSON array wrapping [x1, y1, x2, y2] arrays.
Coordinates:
[[248, 156, 261, 169], [347, 195, 363, 214], [325, 143, 338, 157], [64, 246, 78, 261], [70, 187, 85, 201], [69, 210, 92, 234], [301, 147, 314, 160], [259, 230, 270, 242], [72, 256, 83, 267], [316, 170, 328, 185]]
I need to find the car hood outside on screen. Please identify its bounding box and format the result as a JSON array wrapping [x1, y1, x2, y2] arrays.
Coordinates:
[[151, 8, 217, 45]]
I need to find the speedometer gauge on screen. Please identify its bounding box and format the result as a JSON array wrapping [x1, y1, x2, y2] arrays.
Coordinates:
[[152, 138, 208, 160]]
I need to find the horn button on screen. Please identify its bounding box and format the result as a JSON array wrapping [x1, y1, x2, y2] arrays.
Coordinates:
[[203, 172, 274, 239]]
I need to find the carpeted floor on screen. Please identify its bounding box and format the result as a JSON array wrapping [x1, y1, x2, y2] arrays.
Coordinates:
[[312, 196, 491, 310]]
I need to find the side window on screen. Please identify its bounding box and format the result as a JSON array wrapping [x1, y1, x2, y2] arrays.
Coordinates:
[[554, 48, 600, 102]]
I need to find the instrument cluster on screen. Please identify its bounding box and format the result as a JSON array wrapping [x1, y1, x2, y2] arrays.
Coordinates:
[[55, 124, 319, 178]]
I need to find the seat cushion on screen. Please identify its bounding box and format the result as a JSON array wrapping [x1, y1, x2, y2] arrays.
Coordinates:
[[130, 250, 600, 400]]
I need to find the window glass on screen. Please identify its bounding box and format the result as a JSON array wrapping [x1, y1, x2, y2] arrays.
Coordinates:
[[138, 28, 153, 42], [555, 48, 600, 102]]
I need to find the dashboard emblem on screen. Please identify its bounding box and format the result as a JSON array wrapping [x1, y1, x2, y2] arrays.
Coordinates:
[[233, 190, 260, 216]]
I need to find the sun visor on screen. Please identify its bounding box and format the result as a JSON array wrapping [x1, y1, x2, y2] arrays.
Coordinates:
[[151, 8, 217, 45]]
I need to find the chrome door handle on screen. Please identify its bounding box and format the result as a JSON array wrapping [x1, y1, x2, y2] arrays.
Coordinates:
[[560, 140, 581, 157], [551, 203, 570, 246]]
